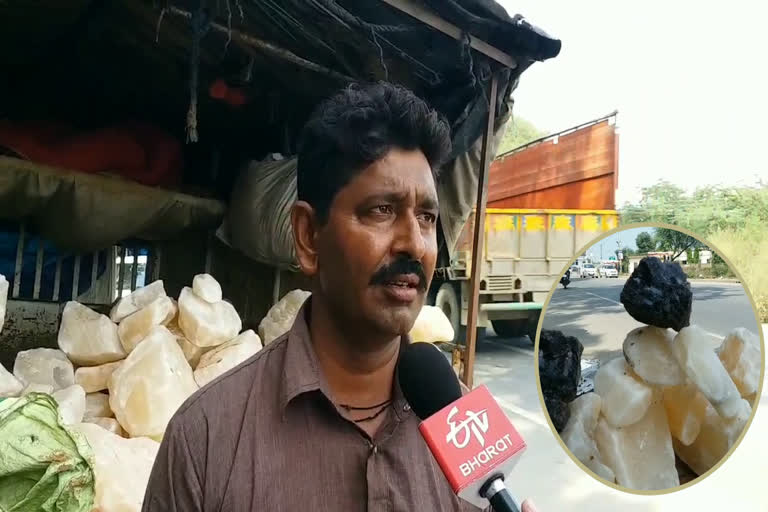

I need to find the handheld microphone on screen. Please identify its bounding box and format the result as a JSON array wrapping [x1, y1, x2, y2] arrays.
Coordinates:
[[399, 343, 526, 511]]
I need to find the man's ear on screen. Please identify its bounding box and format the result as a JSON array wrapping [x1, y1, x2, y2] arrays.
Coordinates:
[[291, 201, 319, 276]]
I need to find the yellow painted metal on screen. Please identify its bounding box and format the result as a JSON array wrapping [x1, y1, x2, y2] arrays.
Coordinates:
[[457, 209, 620, 302], [485, 208, 618, 215]]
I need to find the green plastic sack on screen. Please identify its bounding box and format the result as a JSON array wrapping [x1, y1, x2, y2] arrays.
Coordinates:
[[0, 393, 95, 512]]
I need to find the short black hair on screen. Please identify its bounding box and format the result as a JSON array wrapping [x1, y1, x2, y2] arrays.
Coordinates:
[[297, 81, 451, 222]]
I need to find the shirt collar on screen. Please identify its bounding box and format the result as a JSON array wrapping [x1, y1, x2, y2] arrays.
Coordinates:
[[279, 297, 412, 421]]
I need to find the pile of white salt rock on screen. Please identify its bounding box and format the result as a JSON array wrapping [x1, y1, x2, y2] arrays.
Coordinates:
[[561, 323, 761, 491], [0, 272, 454, 511], [0, 273, 312, 512]]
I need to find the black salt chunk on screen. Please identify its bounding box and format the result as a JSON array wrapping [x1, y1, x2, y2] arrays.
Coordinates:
[[620, 257, 692, 331], [545, 396, 570, 433], [539, 329, 584, 404]]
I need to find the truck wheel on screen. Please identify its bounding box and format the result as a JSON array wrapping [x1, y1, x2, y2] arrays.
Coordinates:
[[526, 311, 542, 344], [435, 282, 460, 344], [491, 320, 527, 338]]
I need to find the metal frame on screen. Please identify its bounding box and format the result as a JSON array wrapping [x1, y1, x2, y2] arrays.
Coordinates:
[[380, 0, 513, 387], [378, 0, 518, 69], [496, 110, 619, 160], [5, 221, 154, 305]]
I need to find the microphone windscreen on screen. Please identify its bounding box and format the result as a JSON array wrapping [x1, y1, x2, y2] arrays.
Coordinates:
[[398, 342, 463, 420]]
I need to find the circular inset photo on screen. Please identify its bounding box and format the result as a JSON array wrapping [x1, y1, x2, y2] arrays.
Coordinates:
[[535, 223, 765, 493]]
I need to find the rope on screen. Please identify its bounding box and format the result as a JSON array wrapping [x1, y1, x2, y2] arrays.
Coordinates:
[[187, 4, 211, 143]]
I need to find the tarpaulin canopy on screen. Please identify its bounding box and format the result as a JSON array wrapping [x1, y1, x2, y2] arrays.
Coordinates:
[[0, 0, 559, 257]]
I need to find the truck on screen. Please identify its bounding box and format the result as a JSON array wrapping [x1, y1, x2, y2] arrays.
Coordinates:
[[429, 113, 620, 344]]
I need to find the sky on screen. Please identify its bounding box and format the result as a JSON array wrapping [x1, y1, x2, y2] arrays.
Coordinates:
[[497, 1, 768, 206], [582, 226, 655, 261]]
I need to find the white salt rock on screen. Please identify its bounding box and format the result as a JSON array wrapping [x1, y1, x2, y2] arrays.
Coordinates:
[[595, 392, 679, 490], [623, 326, 683, 386], [0, 362, 23, 398], [0, 274, 7, 334], [109, 325, 198, 440], [74, 361, 123, 393], [194, 330, 263, 387], [585, 458, 616, 483], [85, 392, 113, 420], [52, 384, 87, 425], [674, 399, 752, 475], [594, 357, 652, 427], [662, 381, 709, 446], [560, 393, 602, 463], [178, 287, 242, 348], [14, 348, 75, 390], [118, 296, 176, 353], [409, 306, 455, 343], [720, 398, 752, 447], [192, 273, 223, 303], [718, 328, 761, 397], [259, 289, 311, 344], [167, 318, 210, 368], [110, 280, 167, 323], [672, 326, 742, 418], [22, 383, 54, 395], [58, 302, 126, 366], [86, 417, 125, 437], [72, 422, 159, 512]]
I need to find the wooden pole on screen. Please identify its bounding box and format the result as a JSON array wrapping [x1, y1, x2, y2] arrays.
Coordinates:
[[461, 74, 498, 388]]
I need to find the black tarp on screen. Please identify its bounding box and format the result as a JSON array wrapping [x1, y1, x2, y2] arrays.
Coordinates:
[[0, 0, 560, 256]]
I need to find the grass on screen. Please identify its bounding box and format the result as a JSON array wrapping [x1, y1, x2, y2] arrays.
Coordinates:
[[683, 264, 734, 280], [708, 224, 768, 323]]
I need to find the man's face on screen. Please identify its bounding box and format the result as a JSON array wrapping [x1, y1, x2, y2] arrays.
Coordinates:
[[312, 148, 439, 340]]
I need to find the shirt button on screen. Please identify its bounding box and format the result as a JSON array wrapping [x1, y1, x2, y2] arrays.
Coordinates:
[[403, 404, 411, 412], [372, 445, 378, 454]]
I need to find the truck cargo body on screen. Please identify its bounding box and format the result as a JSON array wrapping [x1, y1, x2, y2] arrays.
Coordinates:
[[431, 113, 620, 343], [431, 209, 618, 342]]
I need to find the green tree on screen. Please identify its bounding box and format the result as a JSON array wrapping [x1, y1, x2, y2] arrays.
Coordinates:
[[635, 232, 656, 253], [621, 181, 687, 226], [496, 116, 548, 155], [620, 180, 768, 322], [620, 181, 768, 235], [654, 228, 702, 260]]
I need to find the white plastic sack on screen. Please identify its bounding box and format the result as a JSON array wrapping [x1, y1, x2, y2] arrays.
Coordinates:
[[219, 158, 298, 270]]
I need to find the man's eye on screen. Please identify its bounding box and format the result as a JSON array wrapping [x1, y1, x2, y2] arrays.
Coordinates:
[[419, 212, 437, 224], [373, 205, 394, 215]]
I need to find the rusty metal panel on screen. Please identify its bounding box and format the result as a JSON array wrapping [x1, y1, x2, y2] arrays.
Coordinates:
[[489, 119, 618, 208], [0, 300, 63, 370]]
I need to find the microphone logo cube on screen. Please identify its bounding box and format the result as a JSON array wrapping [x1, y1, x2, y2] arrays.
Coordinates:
[[419, 385, 526, 495], [446, 406, 490, 448]]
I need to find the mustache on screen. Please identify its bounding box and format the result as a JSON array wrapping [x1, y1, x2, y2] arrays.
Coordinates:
[[370, 257, 428, 291]]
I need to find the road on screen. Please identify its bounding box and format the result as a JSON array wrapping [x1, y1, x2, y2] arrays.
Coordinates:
[[542, 276, 761, 363], [470, 312, 766, 510]]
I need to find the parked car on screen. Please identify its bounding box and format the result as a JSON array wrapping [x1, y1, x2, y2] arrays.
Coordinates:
[[582, 263, 597, 278], [599, 265, 619, 278], [569, 264, 580, 277]]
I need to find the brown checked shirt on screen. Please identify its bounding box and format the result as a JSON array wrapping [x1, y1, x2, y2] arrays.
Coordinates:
[[142, 300, 485, 512]]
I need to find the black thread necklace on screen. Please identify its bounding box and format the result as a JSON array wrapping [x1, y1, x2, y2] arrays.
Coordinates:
[[339, 399, 392, 423]]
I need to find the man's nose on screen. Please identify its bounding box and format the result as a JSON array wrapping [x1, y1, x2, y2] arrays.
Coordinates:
[[392, 212, 426, 261]]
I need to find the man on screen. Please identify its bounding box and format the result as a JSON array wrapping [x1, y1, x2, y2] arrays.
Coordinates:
[[143, 82, 537, 511]]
